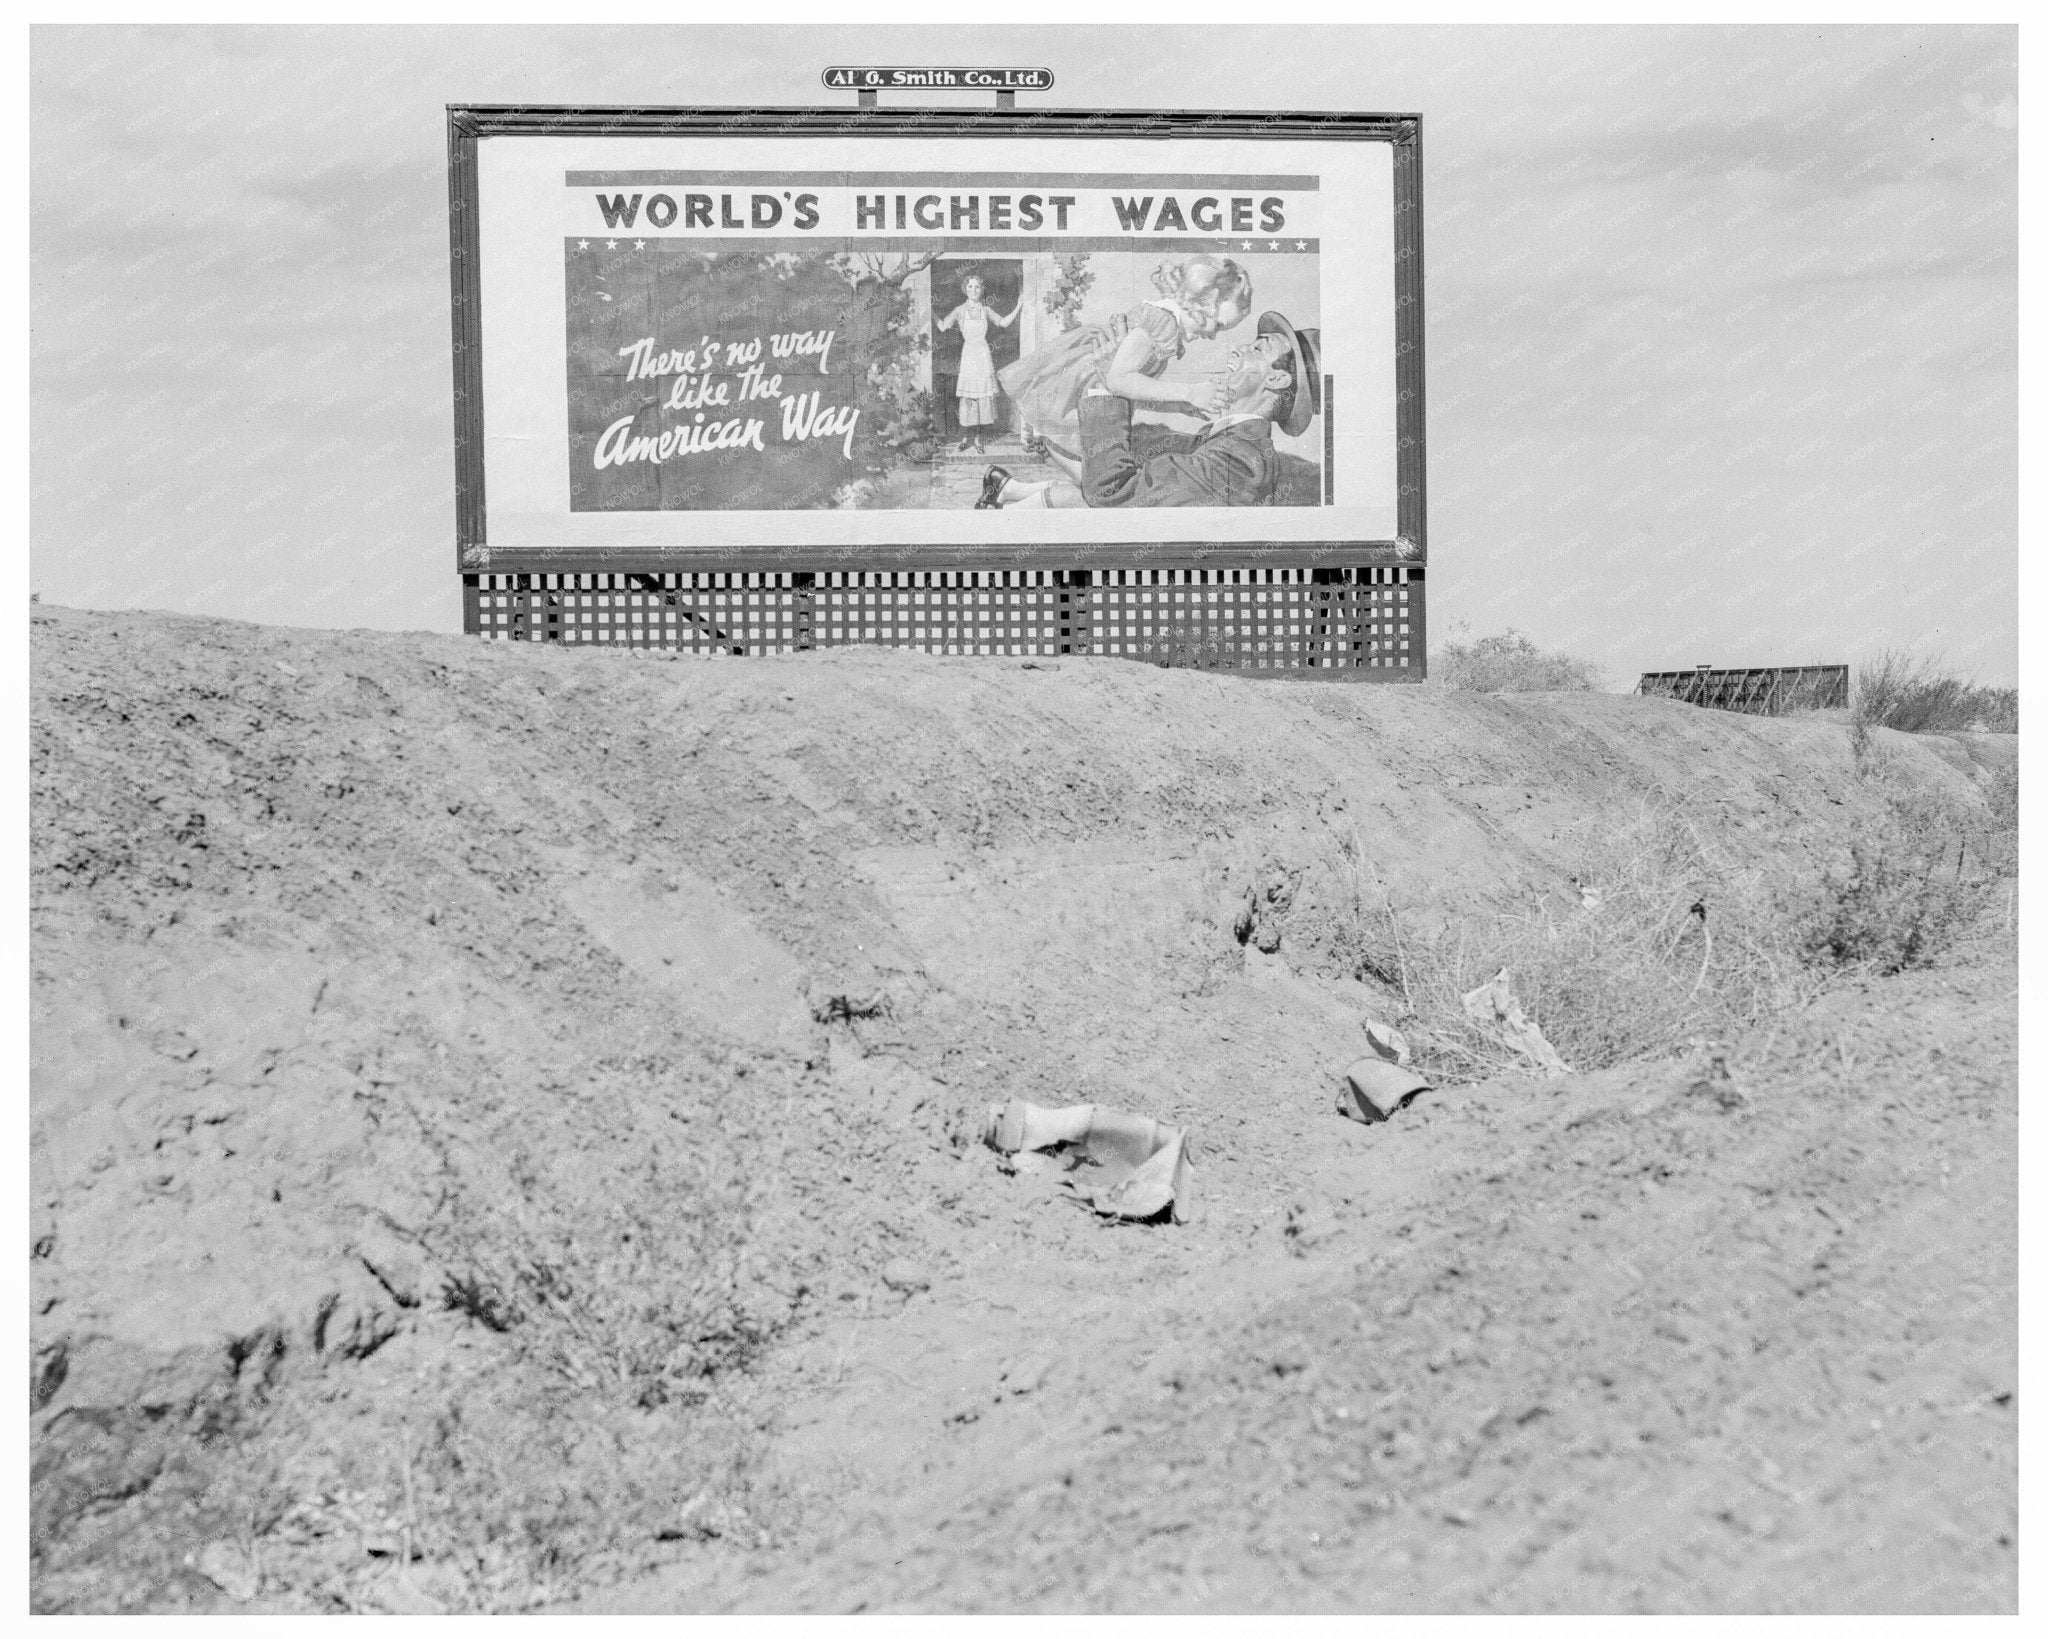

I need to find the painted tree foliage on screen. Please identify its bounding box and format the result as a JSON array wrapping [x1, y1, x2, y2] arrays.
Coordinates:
[[830, 249, 941, 466], [565, 247, 942, 511], [1042, 253, 1095, 333]]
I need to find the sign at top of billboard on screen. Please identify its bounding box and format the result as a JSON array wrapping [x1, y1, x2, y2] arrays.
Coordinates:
[[453, 110, 1419, 566]]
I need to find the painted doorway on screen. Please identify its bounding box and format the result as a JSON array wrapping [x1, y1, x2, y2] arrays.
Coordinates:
[[930, 259, 1025, 444]]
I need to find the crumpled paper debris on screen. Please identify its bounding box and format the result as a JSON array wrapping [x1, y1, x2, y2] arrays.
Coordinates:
[[1461, 968, 1571, 1076], [1338, 1057, 1434, 1124], [1362, 1017, 1412, 1065], [190, 1540, 259, 1602], [982, 1099, 1193, 1223]]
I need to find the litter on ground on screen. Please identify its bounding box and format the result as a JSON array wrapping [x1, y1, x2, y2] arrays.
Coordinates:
[[1338, 1057, 1434, 1123], [982, 1099, 1194, 1224], [1461, 968, 1571, 1077], [1362, 1016, 1413, 1065]]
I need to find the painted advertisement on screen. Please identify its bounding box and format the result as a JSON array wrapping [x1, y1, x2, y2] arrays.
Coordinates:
[[564, 176, 1327, 516], [468, 129, 1402, 557]]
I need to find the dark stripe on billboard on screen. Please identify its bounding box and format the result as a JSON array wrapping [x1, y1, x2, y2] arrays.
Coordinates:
[[564, 237, 1321, 254], [565, 172, 1321, 190], [1324, 376, 1335, 507]]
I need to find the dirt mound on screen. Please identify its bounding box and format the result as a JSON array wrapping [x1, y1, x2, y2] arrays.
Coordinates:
[[690, 962, 2013, 1614], [29, 604, 2014, 1612]]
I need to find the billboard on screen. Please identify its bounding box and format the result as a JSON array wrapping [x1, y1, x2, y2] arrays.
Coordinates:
[[448, 110, 1424, 572]]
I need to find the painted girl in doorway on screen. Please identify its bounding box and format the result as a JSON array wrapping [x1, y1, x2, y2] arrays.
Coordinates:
[[934, 275, 1022, 454]]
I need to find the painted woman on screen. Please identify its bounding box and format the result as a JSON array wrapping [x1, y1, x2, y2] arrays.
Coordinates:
[[934, 274, 1021, 455]]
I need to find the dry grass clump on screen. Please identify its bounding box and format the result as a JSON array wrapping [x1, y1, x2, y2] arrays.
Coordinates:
[[1794, 753, 2017, 974], [416, 1104, 788, 1410], [432, 1162, 776, 1408], [1855, 648, 2018, 733], [1321, 804, 1807, 1078], [1433, 626, 1605, 693], [380, 1367, 773, 1607], [316, 1079, 802, 1605], [1794, 830, 1988, 974], [233, 1354, 777, 1613], [73, 1092, 794, 1613], [1316, 758, 2016, 1079]]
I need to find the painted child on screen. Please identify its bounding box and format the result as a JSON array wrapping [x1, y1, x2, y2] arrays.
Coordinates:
[[980, 254, 1255, 508], [998, 254, 1255, 447], [934, 275, 1021, 454]]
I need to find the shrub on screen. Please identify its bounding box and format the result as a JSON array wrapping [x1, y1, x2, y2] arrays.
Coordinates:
[[1984, 752, 2019, 836], [1317, 765, 2012, 1082], [1794, 751, 2016, 973], [235, 1346, 779, 1613], [244, 1086, 802, 1609], [1855, 648, 2018, 733], [390, 1364, 775, 1605], [1794, 832, 1987, 974], [421, 1129, 784, 1410], [1317, 802, 1808, 1078], [1433, 626, 1605, 693]]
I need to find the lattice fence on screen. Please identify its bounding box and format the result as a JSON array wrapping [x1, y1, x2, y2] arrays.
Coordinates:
[[464, 564, 1423, 674]]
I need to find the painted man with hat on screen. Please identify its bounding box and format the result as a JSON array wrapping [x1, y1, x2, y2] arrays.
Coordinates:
[[973, 312, 1321, 510]]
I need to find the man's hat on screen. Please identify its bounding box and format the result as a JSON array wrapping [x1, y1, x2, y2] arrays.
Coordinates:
[[1256, 311, 1322, 438]]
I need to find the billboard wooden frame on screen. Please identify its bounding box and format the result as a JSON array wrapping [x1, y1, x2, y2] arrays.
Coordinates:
[[446, 105, 1425, 577]]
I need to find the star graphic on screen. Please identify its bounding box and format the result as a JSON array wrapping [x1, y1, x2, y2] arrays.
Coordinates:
[[1295, 239, 1308, 251], [577, 239, 589, 250], [606, 239, 618, 249], [1268, 239, 1281, 250], [634, 239, 646, 250], [1240, 239, 1253, 250]]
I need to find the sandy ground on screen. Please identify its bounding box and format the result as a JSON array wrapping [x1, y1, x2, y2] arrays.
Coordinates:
[[28, 604, 2016, 1613]]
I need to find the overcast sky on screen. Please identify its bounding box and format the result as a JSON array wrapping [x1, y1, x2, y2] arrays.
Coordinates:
[[29, 24, 2018, 684]]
